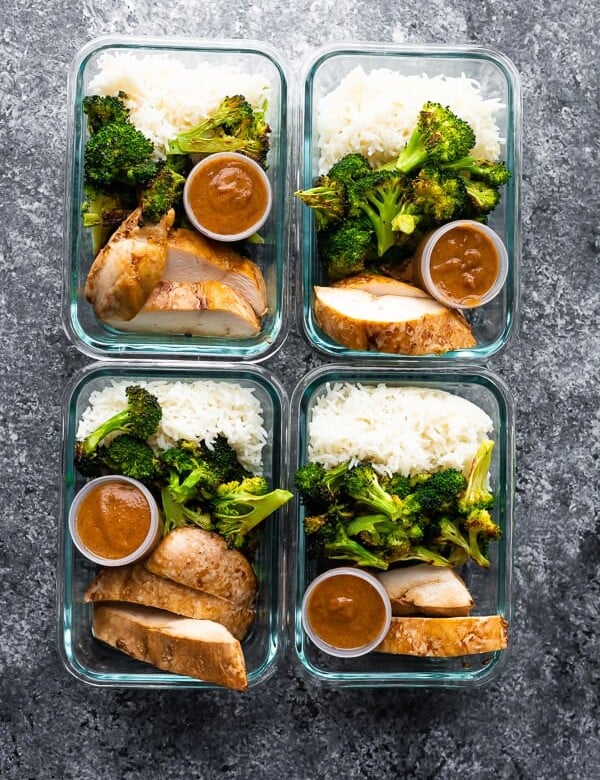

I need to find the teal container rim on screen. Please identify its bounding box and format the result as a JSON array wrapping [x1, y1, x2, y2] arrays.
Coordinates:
[[295, 42, 522, 363], [288, 362, 515, 688], [61, 35, 292, 363], [57, 359, 290, 689]]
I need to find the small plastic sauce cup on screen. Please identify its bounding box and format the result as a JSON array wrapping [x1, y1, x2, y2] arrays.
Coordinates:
[[183, 152, 272, 242], [413, 220, 508, 309], [68, 475, 161, 566], [301, 567, 392, 658]]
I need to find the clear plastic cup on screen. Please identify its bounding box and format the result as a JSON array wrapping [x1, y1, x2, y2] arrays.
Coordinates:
[[68, 475, 161, 567], [183, 152, 273, 242], [301, 567, 392, 658], [413, 219, 509, 310]]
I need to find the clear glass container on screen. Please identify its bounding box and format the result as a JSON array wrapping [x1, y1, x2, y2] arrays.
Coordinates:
[[58, 361, 289, 689], [296, 43, 522, 361], [290, 364, 515, 687], [62, 36, 290, 361]]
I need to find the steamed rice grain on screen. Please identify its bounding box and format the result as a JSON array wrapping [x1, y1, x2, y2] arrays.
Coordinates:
[[317, 67, 505, 173], [308, 384, 493, 476], [76, 380, 267, 474]]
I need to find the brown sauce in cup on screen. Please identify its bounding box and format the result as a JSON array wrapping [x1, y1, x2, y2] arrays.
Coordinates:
[[429, 224, 499, 307], [186, 154, 269, 236], [306, 573, 388, 650], [76, 481, 151, 559]]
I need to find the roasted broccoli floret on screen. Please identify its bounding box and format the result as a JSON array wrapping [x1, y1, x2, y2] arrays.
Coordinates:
[[324, 523, 388, 570], [75, 385, 162, 461], [412, 468, 467, 514], [168, 95, 270, 167], [294, 461, 327, 507], [211, 480, 293, 548], [347, 169, 412, 257], [318, 216, 374, 280], [391, 545, 452, 567], [385, 102, 476, 174], [139, 163, 186, 224], [98, 434, 161, 483], [442, 157, 511, 187], [408, 166, 467, 225], [343, 465, 402, 521], [295, 175, 347, 231], [159, 440, 224, 504], [461, 178, 501, 218], [202, 435, 251, 483], [84, 121, 158, 191], [458, 440, 496, 515], [83, 93, 130, 133], [345, 514, 398, 547], [80, 190, 134, 253], [295, 154, 373, 231]]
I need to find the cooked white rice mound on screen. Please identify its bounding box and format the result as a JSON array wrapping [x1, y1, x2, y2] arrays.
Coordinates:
[[88, 53, 271, 156], [317, 67, 505, 173], [76, 380, 267, 474], [307, 384, 493, 476]]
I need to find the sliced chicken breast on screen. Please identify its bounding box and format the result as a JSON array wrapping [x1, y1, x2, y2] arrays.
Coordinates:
[[376, 615, 508, 657], [163, 229, 267, 317], [85, 207, 175, 322], [144, 527, 258, 610], [313, 285, 476, 355], [85, 563, 255, 641], [106, 279, 261, 338], [377, 564, 474, 617], [92, 604, 248, 690]]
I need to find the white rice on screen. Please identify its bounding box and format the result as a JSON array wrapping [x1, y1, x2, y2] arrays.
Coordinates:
[[88, 53, 271, 156], [317, 67, 505, 174], [76, 380, 267, 474], [307, 384, 493, 477]]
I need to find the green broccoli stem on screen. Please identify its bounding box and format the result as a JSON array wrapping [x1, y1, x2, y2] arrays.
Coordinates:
[[79, 409, 131, 456]]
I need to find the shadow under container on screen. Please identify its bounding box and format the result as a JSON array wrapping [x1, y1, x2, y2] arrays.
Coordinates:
[[63, 36, 290, 362], [297, 43, 521, 361], [290, 364, 515, 688], [58, 361, 289, 689]]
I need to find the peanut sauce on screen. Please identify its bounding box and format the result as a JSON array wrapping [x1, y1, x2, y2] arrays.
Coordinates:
[[76, 481, 151, 560], [186, 153, 269, 236], [429, 224, 499, 307], [306, 573, 388, 649]]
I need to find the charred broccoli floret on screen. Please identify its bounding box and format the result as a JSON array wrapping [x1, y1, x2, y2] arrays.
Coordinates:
[[168, 95, 271, 168], [324, 523, 388, 570], [74, 385, 162, 462], [442, 157, 511, 187], [343, 465, 402, 521], [98, 434, 161, 483], [159, 441, 221, 504], [139, 163, 186, 224], [211, 479, 293, 548], [348, 169, 412, 256], [318, 216, 374, 280], [385, 102, 476, 174], [83, 93, 130, 133], [407, 166, 467, 225], [84, 121, 158, 191]]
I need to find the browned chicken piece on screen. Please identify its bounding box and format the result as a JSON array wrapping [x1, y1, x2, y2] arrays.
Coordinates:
[[313, 284, 476, 354], [85, 207, 175, 322], [144, 527, 258, 610], [376, 615, 508, 657], [85, 563, 255, 641], [105, 279, 261, 337], [377, 564, 474, 617], [92, 604, 248, 690], [163, 228, 267, 316]]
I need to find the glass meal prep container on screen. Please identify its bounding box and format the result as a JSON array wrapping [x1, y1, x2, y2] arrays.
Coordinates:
[[62, 36, 290, 362], [296, 43, 522, 361], [290, 364, 515, 688], [58, 361, 289, 689]]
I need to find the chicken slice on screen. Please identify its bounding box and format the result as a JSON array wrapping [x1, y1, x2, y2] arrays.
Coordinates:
[[106, 279, 261, 338], [163, 229, 267, 316], [85, 207, 175, 322], [313, 285, 476, 355], [377, 564, 474, 617]]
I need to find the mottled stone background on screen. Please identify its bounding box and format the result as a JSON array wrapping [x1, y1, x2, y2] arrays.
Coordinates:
[[0, 1, 598, 778]]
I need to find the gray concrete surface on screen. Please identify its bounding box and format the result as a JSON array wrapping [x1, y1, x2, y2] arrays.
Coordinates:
[[0, 1, 598, 778]]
